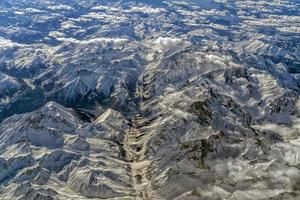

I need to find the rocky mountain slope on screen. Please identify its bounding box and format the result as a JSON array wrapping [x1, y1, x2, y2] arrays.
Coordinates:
[[0, 0, 300, 199]]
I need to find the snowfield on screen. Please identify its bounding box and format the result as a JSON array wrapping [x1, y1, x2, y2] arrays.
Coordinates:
[[0, 0, 300, 199]]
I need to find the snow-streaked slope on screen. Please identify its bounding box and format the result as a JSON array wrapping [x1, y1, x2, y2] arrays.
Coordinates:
[[135, 46, 300, 199], [0, 72, 20, 92], [0, 0, 300, 199], [0, 102, 135, 200]]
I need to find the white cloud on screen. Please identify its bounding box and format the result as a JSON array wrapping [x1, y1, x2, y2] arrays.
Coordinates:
[[278, 26, 300, 34], [0, 37, 20, 48], [24, 8, 45, 14], [57, 37, 128, 47], [130, 6, 166, 14], [79, 12, 127, 23], [48, 5, 73, 11], [153, 37, 186, 52], [172, 1, 190, 6], [60, 21, 77, 29], [13, 11, 24, 15], [80, 38, 128, 46], [49, 31, 66, 38], [91, 5, 120, 12]]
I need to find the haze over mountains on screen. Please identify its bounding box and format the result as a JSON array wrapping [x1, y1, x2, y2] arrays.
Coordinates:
[[0, 0, 300, 199]]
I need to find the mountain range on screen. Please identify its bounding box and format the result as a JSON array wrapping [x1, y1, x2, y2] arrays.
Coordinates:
[[0, 0, 300, 199]]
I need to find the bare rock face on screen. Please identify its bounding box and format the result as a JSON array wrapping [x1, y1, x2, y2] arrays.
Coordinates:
[[1, 0, 300, 199]]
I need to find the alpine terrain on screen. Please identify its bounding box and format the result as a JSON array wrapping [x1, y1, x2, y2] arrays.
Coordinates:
[[0, 0, 300, 199]]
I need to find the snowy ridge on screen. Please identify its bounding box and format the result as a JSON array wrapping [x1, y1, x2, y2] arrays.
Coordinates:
[[0, 0, 300, 199]]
